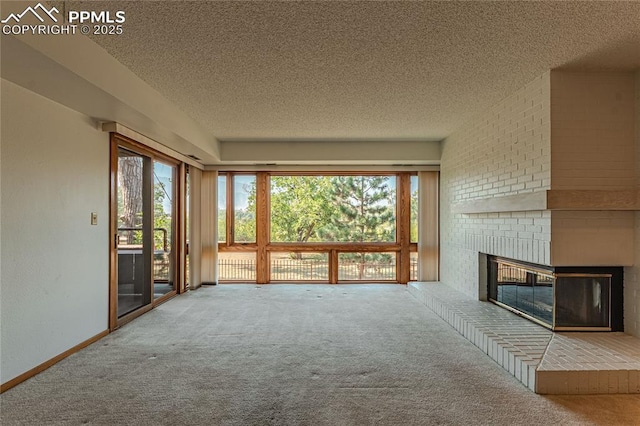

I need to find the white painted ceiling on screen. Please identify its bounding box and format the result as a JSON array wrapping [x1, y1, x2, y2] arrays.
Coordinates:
[[67, 1, 639, 142]]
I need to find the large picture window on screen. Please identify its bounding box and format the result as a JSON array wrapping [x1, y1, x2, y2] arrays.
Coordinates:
[[218, 172, 420, 283], [269, 175, 396, 243]]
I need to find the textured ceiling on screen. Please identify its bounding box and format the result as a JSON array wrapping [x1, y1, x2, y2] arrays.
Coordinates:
[[65, 1, 639, 141]]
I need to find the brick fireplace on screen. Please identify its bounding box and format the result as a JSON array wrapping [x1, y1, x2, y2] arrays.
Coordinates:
[[440, 70, 639, 339], [415, 68, 639, 395]]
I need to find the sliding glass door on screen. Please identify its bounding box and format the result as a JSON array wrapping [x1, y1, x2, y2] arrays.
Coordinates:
[[116, 148, 153, 317], [111, 134, 180, 328], [152, 160, 176, 299]]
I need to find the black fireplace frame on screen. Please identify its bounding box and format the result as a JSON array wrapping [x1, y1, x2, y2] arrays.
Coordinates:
[[487, 256, 623, 332]]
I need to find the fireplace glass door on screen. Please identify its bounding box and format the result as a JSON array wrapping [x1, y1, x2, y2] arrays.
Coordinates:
[[488, 256, 619, 331], [489, 260, 553, 326], [555, 274, 611, 329]]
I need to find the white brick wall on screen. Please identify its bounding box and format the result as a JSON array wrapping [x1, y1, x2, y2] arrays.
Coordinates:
[[439, 70, 639, 337], [440, 72, 552, 298], [623, 71, 640, 338]]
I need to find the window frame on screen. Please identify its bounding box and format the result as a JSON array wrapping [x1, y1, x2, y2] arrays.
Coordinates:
[[217, 171, 418, 283]]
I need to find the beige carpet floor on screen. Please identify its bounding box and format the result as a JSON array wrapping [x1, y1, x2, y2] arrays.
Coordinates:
[[1, 284, 639, 425]]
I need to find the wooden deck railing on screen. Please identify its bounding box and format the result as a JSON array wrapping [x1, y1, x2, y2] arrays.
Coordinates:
[[218, 257, 418, 282]]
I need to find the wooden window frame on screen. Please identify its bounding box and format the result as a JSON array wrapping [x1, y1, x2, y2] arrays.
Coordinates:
[[218, 171, 418, 284]]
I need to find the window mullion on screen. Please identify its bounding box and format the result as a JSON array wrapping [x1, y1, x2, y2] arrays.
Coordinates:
[[226, 173, 233, 246]]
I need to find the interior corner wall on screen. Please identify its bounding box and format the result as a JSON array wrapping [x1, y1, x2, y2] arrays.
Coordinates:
[[0, 79, 109, 385], [624, 70, 640, 338], [440, 72, 552, 298]]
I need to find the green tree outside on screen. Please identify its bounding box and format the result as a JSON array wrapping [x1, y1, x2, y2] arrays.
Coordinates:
[[233, 178, 256, 243], [320, 176, 396, 278], [227, 175, 398, 279], [270, 176, 336, 243]]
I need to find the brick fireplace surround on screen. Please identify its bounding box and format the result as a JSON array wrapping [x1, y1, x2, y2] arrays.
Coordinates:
[[431, 70, 640, 394]]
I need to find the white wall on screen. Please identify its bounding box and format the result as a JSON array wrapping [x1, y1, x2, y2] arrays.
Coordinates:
[[219, 139, 441, 165], [440, 72, 552, 298], [1, 80, 109, 384]]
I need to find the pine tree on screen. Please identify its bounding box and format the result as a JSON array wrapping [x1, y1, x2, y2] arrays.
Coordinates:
[[320, 176, 396, 278], [118, 156, 143, 244]]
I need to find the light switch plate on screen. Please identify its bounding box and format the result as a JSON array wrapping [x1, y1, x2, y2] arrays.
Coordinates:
[[91, 212, 98, 225]]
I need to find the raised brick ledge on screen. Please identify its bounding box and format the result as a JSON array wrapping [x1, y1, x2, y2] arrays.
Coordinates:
[[407, 282, 640, 394]]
